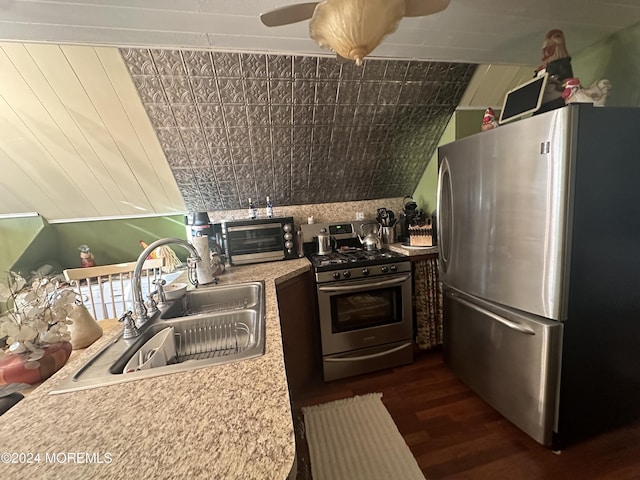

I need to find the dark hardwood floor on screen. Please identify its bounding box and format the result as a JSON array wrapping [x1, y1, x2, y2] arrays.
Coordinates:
[[291, 347, 640, 480]]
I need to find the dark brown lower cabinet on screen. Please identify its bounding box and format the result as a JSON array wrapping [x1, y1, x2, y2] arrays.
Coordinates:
[[276, 266, 321, 400]]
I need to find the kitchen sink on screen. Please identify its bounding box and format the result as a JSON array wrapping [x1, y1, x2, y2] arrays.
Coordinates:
[[49, 281, 265, 395], [161, 282, 263, 319]]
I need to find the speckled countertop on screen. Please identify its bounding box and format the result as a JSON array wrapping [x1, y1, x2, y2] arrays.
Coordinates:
[[0, 258, 311, 480], [386, 242, 439, 257]]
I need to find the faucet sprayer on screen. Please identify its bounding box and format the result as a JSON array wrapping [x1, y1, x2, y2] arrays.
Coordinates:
[[132, 238, 200, 327]]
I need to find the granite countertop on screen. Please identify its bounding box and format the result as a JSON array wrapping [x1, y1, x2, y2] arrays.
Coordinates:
[[0, 258, 311, 479], [386, 242, 439, 257]]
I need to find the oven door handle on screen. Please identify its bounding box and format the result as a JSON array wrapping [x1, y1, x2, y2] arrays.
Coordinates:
[[318, 274, 411, 293], [227, 223, 280, 232], [324, 342, 411, 362]]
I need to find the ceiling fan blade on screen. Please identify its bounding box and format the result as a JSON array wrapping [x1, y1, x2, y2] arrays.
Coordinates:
[[404, 0, 451, 17], [260, 2, 319, 27]]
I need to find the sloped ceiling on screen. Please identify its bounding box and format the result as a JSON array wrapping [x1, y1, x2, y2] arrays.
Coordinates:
[[0, 42, 185, 220], [121, 49, 475, 211], [0, 1, 638, 219]]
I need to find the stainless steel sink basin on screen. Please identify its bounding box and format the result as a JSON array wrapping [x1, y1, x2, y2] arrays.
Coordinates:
[[50, 281, 265, 394], [161, 282, 263, 319]]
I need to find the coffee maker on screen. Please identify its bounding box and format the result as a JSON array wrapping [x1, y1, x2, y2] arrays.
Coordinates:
[[185, 212, 223, 256], [397, 196, 427, 243]]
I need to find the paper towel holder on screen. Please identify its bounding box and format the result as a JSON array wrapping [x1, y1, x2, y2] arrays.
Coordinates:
[[191, 233, 217, 286]]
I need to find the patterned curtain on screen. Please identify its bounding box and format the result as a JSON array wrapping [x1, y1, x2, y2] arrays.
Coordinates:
[[413, 256, 443, 349]]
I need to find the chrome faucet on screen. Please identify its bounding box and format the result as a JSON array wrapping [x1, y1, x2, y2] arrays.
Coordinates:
[[119, 311, 139, 339], [132, 237, 201, 327]]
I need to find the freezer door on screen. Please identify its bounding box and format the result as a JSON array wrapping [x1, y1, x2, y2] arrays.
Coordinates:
[[443, 288, 563, 446], [437, 107, 574, 320]]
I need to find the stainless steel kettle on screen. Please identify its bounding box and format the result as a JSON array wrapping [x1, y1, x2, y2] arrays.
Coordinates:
[[358, 223, 382, 251]]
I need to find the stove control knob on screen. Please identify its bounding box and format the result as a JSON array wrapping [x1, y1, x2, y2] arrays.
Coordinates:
[[283, 224, 293, 233], [362, 268, 369, 276], [284, 232, 293, 240], [380, 266, 389, 273], [285, 240, 293, 249], [333, 272, 341, 280], [390, 264, 398, 272], [343, 271, 351, 279]]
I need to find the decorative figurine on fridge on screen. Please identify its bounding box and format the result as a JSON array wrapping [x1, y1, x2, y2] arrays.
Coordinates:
[[535, 29, 572, 78], [534, 29, 574, 112], [481, 107, 499, 131], [562, 77, 612, 107], [78, 244, 96, 268]]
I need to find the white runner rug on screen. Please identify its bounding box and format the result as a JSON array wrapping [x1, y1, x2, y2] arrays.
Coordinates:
[[302, 393, 426, 480]]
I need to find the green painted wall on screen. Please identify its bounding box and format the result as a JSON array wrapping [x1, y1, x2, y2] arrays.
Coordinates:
[[571, 22, 640, 107], [412, 114, 456, 213], [53, 215, 188, 269], [0, 215, 54, 276], [11, 221, 60, 277], [5, 215, 190, 275], [456, 110, 491, 139], [412, 109, 490, 212]]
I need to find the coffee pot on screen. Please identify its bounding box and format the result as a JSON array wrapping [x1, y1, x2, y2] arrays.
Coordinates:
[[317, 228, 336, 255], [398, 195, 426, 243]]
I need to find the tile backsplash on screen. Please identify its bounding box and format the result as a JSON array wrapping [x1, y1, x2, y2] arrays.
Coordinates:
[[206, 197, 408, 231], [121, 49, 476, 212]]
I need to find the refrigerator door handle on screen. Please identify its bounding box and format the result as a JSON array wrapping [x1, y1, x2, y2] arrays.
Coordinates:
[[448, 292, 536, 335], [437, 157, 453, 273]]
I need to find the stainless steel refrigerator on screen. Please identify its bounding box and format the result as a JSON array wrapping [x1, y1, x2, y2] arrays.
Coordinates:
[[437, 104, 640, 448]]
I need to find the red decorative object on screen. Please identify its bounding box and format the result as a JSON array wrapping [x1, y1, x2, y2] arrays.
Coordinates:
[[0, 342, 72, 385], [539, 29, 570, 70], [562, 77, 612, 106], [481, 107, 498, 131], [79, 244, 96, 268]]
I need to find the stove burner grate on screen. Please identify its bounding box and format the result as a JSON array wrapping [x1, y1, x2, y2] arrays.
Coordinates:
[[309, 247, 408, 271]]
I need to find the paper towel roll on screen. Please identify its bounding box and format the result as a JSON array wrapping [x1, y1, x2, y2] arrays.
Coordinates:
[[191, 235, 215, 285]]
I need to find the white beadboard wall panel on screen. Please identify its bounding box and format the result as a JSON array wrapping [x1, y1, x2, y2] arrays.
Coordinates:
[[0, 149, 58, 216], [27, 0, 268, 15], [1, 43, 125, 214], [0, 23, 212, 50], [26, 44, 149, 214], [94, 47, 184, 212], [0, 102, 76, 218], [0, 0, 637, 65], [458, 64, 537, 109], [0, 2, 258, 36], [0, 45, 112, 216], [60, 45, 169, 211], [0, 42, 185, 220]]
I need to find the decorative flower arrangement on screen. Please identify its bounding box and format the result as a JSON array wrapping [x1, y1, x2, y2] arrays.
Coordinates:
[[0, 272, 75, 367]]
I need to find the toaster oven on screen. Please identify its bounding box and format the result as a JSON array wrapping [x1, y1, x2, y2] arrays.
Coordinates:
[[223, 217, 297, 265]]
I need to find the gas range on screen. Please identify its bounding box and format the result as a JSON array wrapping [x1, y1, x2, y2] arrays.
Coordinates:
[[310, 247, 410, 283], [302, 220, 413, 381]]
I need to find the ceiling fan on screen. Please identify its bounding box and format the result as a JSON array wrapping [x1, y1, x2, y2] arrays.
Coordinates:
[[260, 0, 452, 66]]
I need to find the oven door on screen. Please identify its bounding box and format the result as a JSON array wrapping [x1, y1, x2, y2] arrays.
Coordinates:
[[317, 272, 412, 355], [226, 222, 285, 265]]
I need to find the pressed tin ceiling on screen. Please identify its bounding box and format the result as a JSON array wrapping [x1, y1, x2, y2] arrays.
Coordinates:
[[121, 48, 475, 211]]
